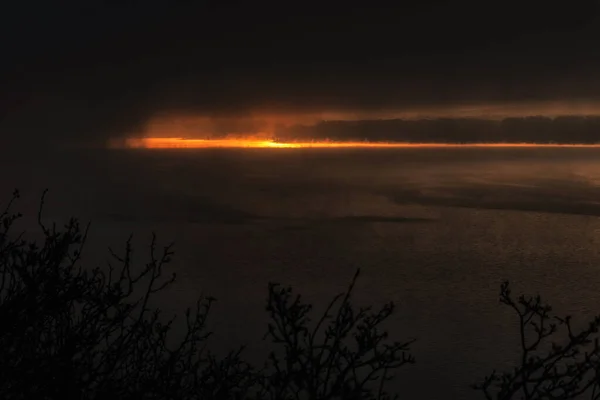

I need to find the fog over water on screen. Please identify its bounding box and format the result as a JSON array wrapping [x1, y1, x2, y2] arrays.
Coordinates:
[[5, 146, 600, 399]]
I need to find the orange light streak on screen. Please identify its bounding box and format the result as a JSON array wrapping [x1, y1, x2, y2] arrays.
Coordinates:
[[111, 137, 600, 149]]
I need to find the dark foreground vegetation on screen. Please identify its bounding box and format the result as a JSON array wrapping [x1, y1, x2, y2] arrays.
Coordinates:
[[2, 190, 600, 399]]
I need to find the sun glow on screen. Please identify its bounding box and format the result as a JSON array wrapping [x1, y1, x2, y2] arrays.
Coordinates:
[[110, 137, 600, 149]]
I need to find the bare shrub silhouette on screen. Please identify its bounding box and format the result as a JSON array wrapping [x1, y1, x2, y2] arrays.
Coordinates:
[[473, 282, 600, 400], [262, 270, 415, 400], [0, 189, 256, 399], [0, 190, 414, 400]]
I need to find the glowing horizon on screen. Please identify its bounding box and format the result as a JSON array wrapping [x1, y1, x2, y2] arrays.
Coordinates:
[[110, 137, 600, 149]]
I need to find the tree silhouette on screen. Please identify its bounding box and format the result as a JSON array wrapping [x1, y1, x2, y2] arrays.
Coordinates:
[[473, 282, 600, 400], [0, 190, 414, 399], [0, 189, 256, 399], [262, 270, 415, 400]]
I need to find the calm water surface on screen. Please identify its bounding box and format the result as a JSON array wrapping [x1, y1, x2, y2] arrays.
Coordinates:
[[5, 147, 600, 399]]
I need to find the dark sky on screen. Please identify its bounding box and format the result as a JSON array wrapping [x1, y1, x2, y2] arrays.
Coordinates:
[[2, 1, 600, 146]]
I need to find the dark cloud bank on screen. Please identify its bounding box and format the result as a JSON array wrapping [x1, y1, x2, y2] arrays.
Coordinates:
[[276, 117, 600, 144], [2, 2, 600, 147]]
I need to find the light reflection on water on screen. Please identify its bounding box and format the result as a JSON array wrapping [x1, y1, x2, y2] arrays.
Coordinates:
[[5, 147, 600, 399]]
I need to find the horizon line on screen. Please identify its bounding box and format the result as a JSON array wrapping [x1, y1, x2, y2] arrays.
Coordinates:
[[109, 137, 600, 149]]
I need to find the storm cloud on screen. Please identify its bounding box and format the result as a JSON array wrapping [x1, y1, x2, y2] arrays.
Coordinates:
[[277, 116, 600, 144], [2, 2, 600, 147]]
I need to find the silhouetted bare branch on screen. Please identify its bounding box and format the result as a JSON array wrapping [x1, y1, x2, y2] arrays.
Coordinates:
[[473, 281, 600, 400], [262, 269, 415, 400]]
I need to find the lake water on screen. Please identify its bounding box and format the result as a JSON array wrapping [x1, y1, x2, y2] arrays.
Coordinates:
[[5, 147, 600, 399]]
